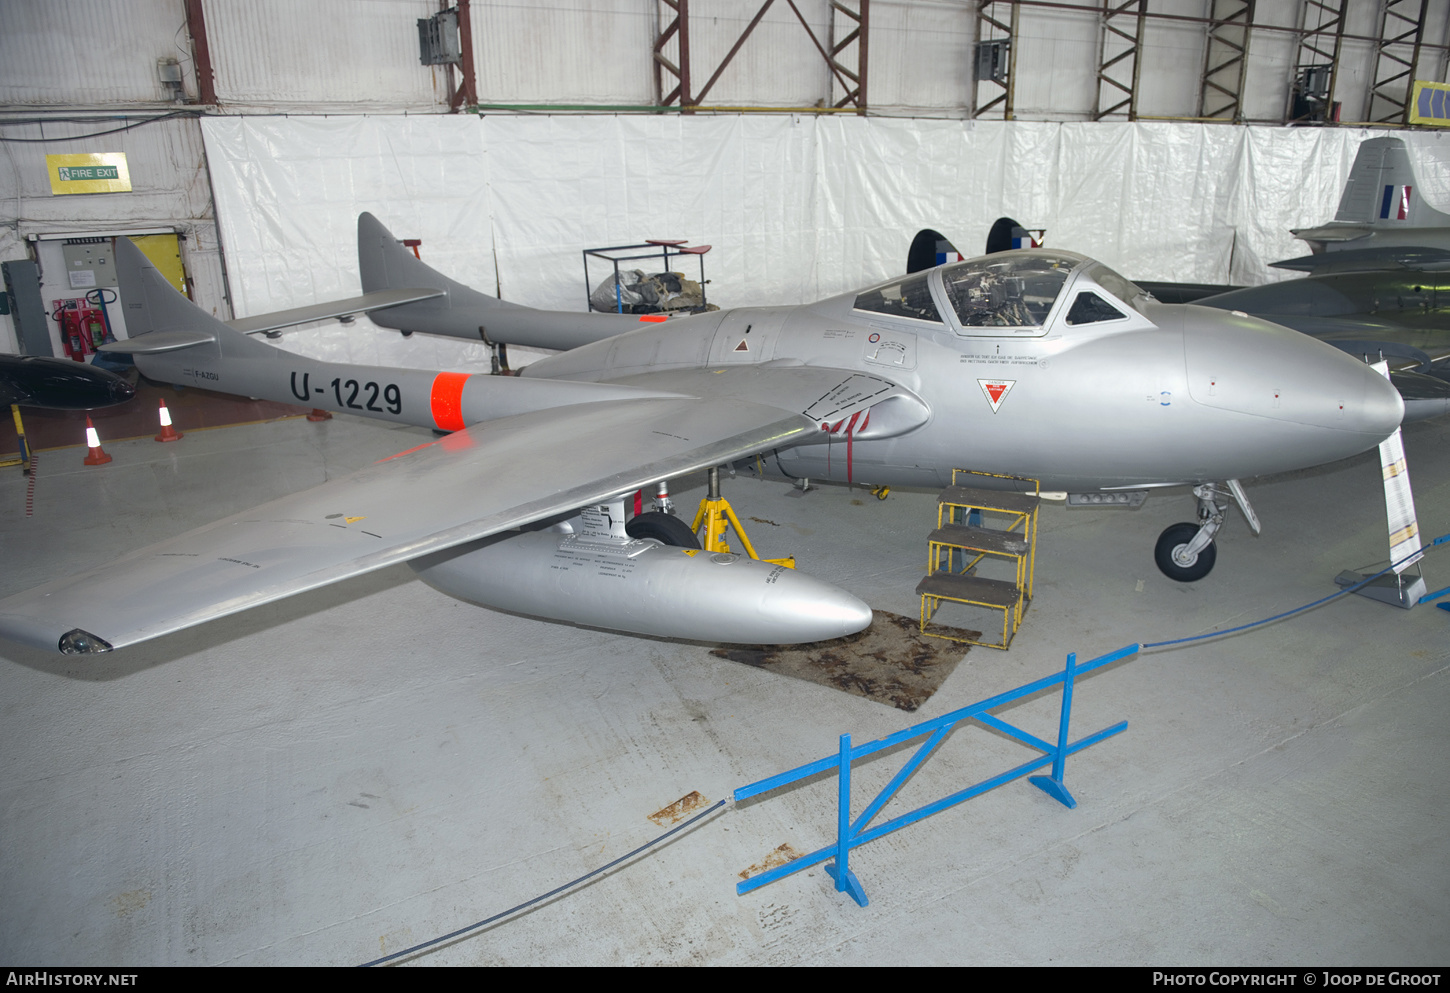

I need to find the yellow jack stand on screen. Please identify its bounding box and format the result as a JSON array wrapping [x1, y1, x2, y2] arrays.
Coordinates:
[[690, 467, 796, 569], [1, 405, 29, 472]]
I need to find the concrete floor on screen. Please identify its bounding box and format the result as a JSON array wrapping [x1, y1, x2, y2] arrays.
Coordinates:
[[0, 410, 1446, 966]]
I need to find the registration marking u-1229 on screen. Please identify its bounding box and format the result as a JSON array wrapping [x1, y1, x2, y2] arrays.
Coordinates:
[[290, 371, 402, 414]]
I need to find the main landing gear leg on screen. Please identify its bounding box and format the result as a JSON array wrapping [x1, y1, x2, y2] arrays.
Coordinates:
[[1154, 480, 1260, 583], [626, 480, 696, 548]]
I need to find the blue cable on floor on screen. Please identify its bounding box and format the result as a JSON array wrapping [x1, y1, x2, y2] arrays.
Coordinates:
[[1142, 530, 1449, 650], [359, 798, 727, 967]]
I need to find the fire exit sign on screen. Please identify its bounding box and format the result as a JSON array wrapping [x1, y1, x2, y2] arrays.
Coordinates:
[[46, 153, 131, 194], [58, 165, 119, 181]]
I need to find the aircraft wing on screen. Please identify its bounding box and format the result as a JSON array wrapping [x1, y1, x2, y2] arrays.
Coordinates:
[[225, 288, 446, 336], [1135, 280, 1239, 304], [103, 288, 449, 346], [1289, 223, 1373, 245], [1243, 314, 1450, 375], [1270, 246, 1450, 274], [0, 394, 819, 655]]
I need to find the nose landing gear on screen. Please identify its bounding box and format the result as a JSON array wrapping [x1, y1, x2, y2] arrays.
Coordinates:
[[1154, 480, 1260, 582]]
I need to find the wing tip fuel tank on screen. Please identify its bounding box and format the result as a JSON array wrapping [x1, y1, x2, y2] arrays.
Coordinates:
[[411, 530, 874, 645]]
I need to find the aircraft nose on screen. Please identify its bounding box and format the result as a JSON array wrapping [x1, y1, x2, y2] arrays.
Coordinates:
[[108, 377, 136, 405], [1183, 308, 1403, 448], [1358, 362, 1410, 434]]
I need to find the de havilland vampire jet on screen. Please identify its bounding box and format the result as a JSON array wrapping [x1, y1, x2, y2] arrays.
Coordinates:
[[0, 222, 1402, 656]]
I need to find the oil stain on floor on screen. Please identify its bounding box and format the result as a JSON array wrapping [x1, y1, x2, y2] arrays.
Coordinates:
[[710, 610, 975, 712]]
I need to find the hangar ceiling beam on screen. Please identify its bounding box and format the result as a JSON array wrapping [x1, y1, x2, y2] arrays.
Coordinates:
[[972, 1, 1018, 120], [1287, 0, 1348, 123], [1198, 0, 1255, 122], [1093, 0, 1147, 121], [1366, 0, 1431, 125]]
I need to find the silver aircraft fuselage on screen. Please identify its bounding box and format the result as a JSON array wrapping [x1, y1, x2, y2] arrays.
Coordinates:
[[523, 253, 1403, 494]]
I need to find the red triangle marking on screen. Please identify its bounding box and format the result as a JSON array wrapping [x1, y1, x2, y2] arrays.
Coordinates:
[[985, 384, 1007, 402], [734, 339, 749, 352]]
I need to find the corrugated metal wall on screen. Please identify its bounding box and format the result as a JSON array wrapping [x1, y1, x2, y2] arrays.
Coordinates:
[[0, 0, 196, 107], [865, 2, 973, 114], [475, 0, 656, 106], [3, 2, 1448, 119], [203, 0, 443, 111]]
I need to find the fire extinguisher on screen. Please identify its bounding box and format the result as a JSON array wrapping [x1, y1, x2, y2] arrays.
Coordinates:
[[53, 298, 88, 361], [81, 307, 105, 350], [84, 288, 118, 345]]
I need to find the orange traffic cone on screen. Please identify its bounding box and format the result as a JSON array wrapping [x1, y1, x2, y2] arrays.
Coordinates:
[[82, 416, 112, 466], [155, 398, 183, 442], [307, 408, 333, 422]]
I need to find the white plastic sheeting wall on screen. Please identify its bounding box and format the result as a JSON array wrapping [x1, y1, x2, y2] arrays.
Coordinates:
[[201, 114, 1450, 367]]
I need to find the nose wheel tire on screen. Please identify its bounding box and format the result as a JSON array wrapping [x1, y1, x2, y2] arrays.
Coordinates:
[[626, 511, 702, 549], [1154, 522, 1217, 582]]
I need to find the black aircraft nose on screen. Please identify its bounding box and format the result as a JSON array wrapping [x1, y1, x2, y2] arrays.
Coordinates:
[[107, 376, 137, 405]]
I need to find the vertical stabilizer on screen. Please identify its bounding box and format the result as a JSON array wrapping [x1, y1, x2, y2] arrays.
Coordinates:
[[356, 212, 523, 340], [111, 238, 217, 354], [105, 238, 272, 360], [113, 236, 178, 341], [355, 213, 655, 349], [1334, 137, 1450, 229], [906, 229, 961, 273]]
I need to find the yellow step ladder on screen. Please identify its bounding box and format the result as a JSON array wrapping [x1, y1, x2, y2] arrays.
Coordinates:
[[917, 469, 1039, 649]]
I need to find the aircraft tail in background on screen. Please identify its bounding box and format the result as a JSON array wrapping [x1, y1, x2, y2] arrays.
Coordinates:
[[905, 218, 1042, 274], [1290, 137, 1450, 260], [905, 228, 963, 273], [1332, 137, 1450, 229]]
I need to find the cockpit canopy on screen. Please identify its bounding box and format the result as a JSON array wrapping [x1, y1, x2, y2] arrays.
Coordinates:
[[939, 253, 1079, 328], [853, 250, 1150, 338]]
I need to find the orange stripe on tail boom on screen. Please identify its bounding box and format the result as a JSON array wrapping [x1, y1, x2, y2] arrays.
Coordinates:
[[429, 371, 470, 432]]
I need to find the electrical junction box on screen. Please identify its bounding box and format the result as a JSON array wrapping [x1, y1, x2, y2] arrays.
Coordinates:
[[418, 9, 461, 66], [975, 39, 1009, 84], [61, 239, 117, 290]]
